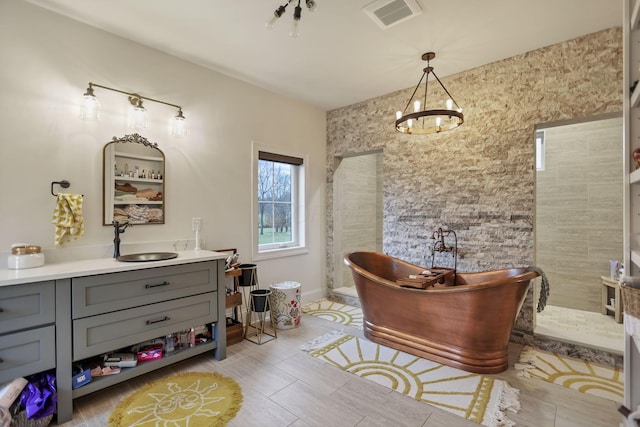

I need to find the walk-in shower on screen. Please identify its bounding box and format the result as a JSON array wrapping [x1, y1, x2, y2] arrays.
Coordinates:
[[534, 114, 624, 353]]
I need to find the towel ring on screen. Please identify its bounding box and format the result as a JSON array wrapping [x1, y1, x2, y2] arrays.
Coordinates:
[[51, 180, 71, 196]]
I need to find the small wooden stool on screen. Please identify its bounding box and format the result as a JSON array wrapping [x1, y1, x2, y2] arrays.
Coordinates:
[[601, 276, 623, 323]]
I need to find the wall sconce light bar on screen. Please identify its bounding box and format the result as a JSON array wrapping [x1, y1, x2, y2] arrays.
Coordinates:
[[80, 82, 187, 136]]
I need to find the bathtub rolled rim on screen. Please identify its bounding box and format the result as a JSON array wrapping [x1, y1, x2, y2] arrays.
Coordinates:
[[343, 250, 539, 293]]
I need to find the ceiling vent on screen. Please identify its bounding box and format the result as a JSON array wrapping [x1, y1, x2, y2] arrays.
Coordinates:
[[363, 0, 422, 29]]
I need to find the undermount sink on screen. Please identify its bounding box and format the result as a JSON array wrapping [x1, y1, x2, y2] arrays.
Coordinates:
[[116, 252, 179, 262]]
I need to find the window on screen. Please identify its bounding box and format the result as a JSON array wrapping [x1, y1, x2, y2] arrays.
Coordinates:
[[536, 130, 545, 171], [252, 146, 307, 259]]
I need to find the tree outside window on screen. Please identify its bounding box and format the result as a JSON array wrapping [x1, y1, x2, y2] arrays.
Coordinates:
[[254, 148, 305, 258], [258, 159, 293, 246]]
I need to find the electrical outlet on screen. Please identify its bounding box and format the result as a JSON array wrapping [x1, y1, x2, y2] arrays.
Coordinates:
[[192, 217, 202, 232]]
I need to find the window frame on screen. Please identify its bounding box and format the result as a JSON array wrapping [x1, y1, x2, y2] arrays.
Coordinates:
[[536, 130, 545, 171], [251, 142, 308, 261]]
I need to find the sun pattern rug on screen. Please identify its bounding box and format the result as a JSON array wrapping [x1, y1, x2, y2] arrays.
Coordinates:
[[301, 298, 363, 327], [515, 346, 623, 403], [302, 331, 520, 427], [108, 372, 242, 426]]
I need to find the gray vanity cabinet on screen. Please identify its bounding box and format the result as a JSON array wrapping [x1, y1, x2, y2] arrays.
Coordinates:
[[52, 258, 226, 423], [73, 291, 218, 359], [71, 263, 215, 317], [0, 281, 56, 384]]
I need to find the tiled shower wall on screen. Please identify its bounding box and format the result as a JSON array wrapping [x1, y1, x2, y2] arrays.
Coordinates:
[[333, 152, 383, 289], [536, 117, 623, 313], [327, 27, 623, 340]]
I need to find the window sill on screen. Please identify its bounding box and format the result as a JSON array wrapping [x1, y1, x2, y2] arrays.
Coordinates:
[[253, 246, 309, 261]]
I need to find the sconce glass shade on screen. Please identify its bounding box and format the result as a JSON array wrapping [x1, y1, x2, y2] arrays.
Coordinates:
[[80, 86, 100, 120], [80, 82, 185, 135], [170, 109, 187, 137], [128, 99, 147, 130]]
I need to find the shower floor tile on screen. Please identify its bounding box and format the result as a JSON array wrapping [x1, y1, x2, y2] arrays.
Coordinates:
[[332, 286, 359, 297], [536, 305, 624, 354]]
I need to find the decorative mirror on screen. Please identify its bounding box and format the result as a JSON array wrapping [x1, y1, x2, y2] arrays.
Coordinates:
[[103, 134, 165, 225]]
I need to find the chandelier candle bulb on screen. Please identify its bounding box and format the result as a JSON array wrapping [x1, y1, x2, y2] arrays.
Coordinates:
[[414, 100, 421, 112], [446, 99, 453, 109]]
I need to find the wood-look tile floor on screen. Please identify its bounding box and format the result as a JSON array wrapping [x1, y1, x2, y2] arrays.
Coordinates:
[[56, 313, 622, 427]]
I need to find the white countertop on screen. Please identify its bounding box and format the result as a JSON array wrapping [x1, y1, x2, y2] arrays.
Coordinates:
[[0, 250, 226, 287]]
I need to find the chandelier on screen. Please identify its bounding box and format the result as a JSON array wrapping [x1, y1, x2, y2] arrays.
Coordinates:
[[395, 52, 463, 135], [266, 0, 317, 38]]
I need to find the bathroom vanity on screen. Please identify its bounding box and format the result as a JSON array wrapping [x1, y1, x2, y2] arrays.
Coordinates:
[[0, 250, 226, 423]]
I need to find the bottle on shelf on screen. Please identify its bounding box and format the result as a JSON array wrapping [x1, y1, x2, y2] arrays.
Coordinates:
[[189, 328, 196, 347], [165, 334, 175, 354]]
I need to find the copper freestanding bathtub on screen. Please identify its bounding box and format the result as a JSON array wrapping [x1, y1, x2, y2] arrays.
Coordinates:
[[344, 251, 539, 374]]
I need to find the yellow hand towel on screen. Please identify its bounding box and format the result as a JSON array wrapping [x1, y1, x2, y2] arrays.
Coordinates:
[[52, 193, 84, 247]]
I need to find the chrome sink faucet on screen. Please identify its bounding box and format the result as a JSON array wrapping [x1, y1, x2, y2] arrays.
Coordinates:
[[112, 221, 130, 258]]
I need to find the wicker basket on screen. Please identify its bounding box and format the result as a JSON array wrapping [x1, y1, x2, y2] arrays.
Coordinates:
[[622, 283, 640, 319], [9, 411, 52, 427]]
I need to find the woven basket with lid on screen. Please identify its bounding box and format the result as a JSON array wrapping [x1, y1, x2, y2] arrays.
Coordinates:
[[622, 283, 640, 319]]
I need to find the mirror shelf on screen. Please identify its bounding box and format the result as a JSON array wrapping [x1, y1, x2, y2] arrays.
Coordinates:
[[114, 151, 164, 161], [103, 134, 165, 225]]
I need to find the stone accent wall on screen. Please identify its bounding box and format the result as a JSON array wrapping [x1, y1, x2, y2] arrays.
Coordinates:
[[327, 27, 622, 344]]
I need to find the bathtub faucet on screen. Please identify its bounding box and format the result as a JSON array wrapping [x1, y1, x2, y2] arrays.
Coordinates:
[[430, 227, 458, 272], [432, 227, 455, 253]]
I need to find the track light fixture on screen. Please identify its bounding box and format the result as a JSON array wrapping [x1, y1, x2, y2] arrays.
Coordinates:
[[266, 0, 317, 38], [395, 52, 463, 135], [79, 82, 187, 137]]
